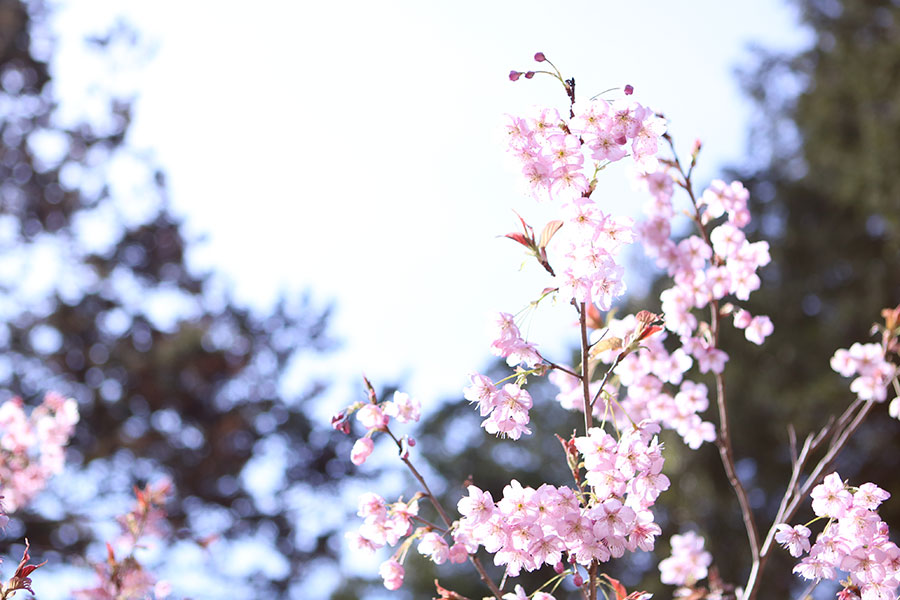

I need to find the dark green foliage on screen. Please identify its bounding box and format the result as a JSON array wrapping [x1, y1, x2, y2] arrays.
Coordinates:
[[662, 0, 900, 595], [0, 1, 341, 595]]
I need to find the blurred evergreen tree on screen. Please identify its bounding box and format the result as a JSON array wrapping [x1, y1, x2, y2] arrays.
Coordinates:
[[645, 0, 900, 595], [336, 1, 900, 598], [0, 1, 347, 596]]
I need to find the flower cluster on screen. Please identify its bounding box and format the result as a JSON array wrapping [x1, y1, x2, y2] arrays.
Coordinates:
[[347, 493, 418, 555], [463, 374, 533, 440], [831, 342, 897, 405], [658, 531, 713, 587], [504, 95, 662, 311], [452, 423, 666, 580], [637, 171, 773, 346], [339, 389, 421, 466], [490, 312, 543, 369], [780, 473, 899, 600], [0, 392, 79, 512], [566, 313, 716, 450], [505, 99, 664, 204], [347, 493, 465, 591]]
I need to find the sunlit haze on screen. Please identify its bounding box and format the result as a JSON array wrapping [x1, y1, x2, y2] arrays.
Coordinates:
[[50, 0, 810, 427]]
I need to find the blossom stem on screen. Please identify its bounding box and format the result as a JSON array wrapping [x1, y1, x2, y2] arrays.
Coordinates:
[[588, 561, 598, 600], [712, 366, 761, 560], [548, 362, 580, 379], [590, 354, 623, 411], [669, 135, 763, 591], [706, 300, 762, 597]]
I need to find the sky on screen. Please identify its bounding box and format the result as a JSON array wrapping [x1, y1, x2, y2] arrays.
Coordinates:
[[44, 1, 812, 596], [48, 0, 812, 422]]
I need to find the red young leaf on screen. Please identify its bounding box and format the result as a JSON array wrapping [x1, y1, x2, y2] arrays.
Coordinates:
[[433, 579, 470, 600], [539, 219, 564, 249], [512, 210, 534, 238], [504, 232, 534, 249], [600, 574, 628, 600]]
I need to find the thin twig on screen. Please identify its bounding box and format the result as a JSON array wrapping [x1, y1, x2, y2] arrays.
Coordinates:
[[667, 138, 761, 592], [385, 429, 505, 599]]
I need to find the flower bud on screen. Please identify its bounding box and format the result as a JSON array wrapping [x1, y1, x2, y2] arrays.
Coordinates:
[[624, 84, 634, 95], [524, 71, 535, 79], [331, 412, 350, 434], [509, 71, 521, 82], [733, 309, 752, 330], [534, 52, 546, 62], [351, 437, 374, 465]]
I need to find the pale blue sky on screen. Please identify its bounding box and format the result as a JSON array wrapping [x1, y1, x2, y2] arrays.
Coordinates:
[[86, 1, 810, 416]]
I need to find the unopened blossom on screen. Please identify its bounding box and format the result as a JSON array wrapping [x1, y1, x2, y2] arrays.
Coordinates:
[[733, 308, 753, 330], [351, 437, 374, 466]]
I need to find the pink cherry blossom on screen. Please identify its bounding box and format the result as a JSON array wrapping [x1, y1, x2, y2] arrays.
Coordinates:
[[775, 523, 812, 557], [383, 391, 421, 424], [658, 531, 712, 586], [379, 559, 404, 590], [744, 315, 774, 345], [356, 404, 388, 431]]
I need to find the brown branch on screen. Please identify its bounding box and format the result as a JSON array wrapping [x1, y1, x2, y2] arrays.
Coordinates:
[[579, 302, 593, 433], [385, 428, 504, 599]]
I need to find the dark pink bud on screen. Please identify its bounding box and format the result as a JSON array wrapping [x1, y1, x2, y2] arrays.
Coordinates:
[[534, 52, 546, 62], [692, 138, 703, 154], [407, 437, 416, 446], [524, 71, 535, 79], [615, 135, 627, 146], [573, 573, 583, 587], [624, 84, 634, 95], [509, 70, 521, 82], [554, 561, 564, 574], [331, 412, 350, 435]]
